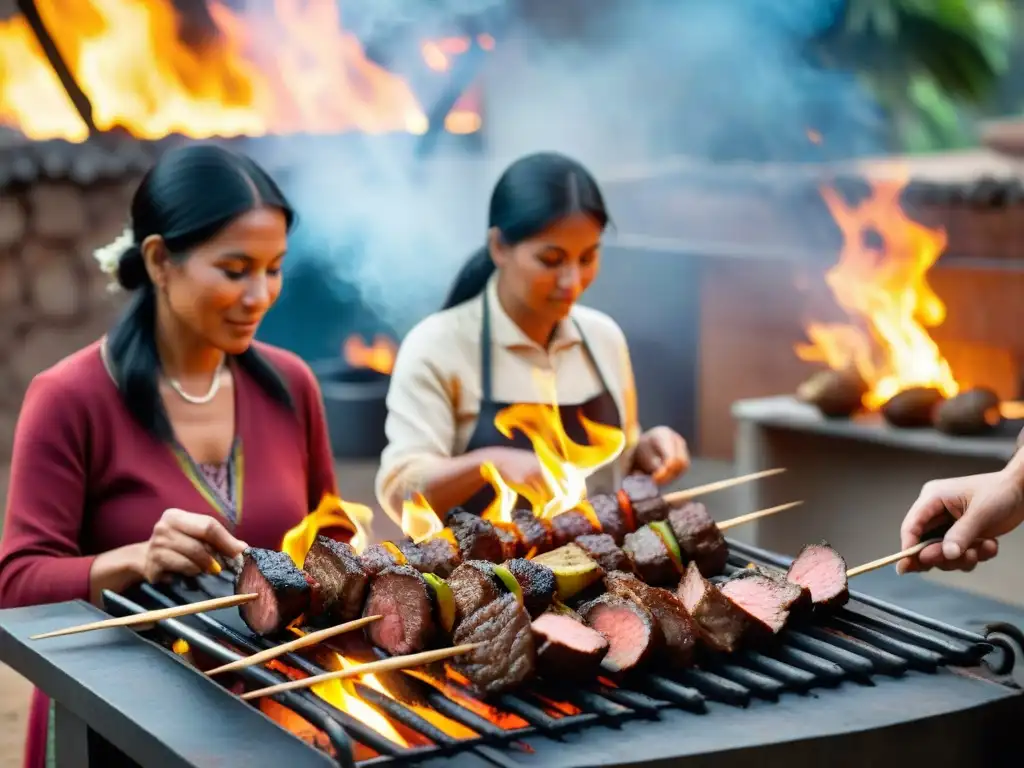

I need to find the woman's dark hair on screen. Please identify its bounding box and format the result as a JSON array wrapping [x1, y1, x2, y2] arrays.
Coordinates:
[[442, 152, 610, 309], [105, 143, 296, 441]]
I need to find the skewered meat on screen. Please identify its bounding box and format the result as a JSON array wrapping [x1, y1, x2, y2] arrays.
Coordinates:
[[362, 565, 436, 655], [590, 493, 628, 544], [503, 558, 556, 618], [510, 508, 553, 555], [786, 542, 850, 609], [622, 525, 678, 585], [574, 533, 633, 575], [236, 548, 316, 636], [621, 473, 668, 526], [452, 594, 536, 697], [745, 564, 811, 612], [719, 571, 802, 635], [578, 593, 657, 674], [666, 502, 728, 577], [494, 525, 521, 560], [678, 562, 748, 653], [360, 544, 403, 578], [445, 509, 505, 563], [604, 571, 696, 668], [532, 612, 610, 681], [550, 511, 599, 548], [447, 561, 503, 627], [302, 536, 369, 626], [398, 537, 462, 579]]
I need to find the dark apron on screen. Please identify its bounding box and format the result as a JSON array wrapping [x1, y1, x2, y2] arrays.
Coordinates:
[[460, 293, 622, 515]]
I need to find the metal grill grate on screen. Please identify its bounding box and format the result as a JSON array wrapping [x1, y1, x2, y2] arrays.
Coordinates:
[[101, 538, 1020, 768]]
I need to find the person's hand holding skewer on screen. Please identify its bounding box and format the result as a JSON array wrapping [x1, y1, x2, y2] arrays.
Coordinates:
[[633, 426, 690, 485], [138, 508, 248, 583]]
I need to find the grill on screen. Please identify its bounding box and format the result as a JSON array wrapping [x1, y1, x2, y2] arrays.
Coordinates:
[[2, 539, 1022, 768]]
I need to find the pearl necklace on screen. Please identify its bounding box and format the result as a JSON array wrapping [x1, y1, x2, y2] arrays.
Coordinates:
[[166, 357, 227, 405]]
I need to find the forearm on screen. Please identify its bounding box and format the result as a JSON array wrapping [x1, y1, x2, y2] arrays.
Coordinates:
[[418, 450, 497, 516], [88, 544, 146, 607]]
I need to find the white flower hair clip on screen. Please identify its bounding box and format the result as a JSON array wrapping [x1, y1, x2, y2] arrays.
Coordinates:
[[92, 227, 134, 293]]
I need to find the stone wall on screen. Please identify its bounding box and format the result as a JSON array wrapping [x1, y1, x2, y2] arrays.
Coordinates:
[[0, 176, 139, 459]]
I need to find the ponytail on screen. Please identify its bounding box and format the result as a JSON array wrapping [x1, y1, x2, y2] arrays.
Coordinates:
[[441, 246, 495, 309]]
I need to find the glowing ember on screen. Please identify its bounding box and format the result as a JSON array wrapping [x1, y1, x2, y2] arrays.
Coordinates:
[[281, 494, 373, 565], [796, 177, 958, 409], [343, 334, 397, 376]]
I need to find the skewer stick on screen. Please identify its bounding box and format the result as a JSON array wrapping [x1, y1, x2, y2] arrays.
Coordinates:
[[240, 643, 483, 701], [30, 593, 258, 641], [206, 615, 383, 676], [662, 468, 786, 505], [846, 540, 935, 578], [717, 501, 803, 532]]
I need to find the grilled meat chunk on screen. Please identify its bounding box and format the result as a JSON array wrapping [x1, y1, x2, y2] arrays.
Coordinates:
[[360, 544, 403, 578], [363, 565, 436, 655], [574, 533, 632, 574], [399, 537, 462, 579], [452, 594, 536, 697], [720, 572, 801, 635], [590, 493, 628, 544], [604, 571, 696, 668], [745, 564, 812, 612], [511, 508, 553, 556], [503, 558, 556, 618], [786, 542, 849, 609], [678, 562, 748, 653], [622, 525, 678, 585], [236, 548, 313, 636], [666, 502, 728, 577], [550, 511, 599, 548], [445, 509, 504, 563], [447, 561, 502, 627], [532, 612, 609, 681], [302, 536, 369, 626], [494, 525, 521, 560], [579, 593, 657, 674], [621, 473, 668, 526]]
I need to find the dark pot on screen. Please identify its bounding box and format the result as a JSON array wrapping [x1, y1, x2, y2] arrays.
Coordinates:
[[310, 358, 390, 460]]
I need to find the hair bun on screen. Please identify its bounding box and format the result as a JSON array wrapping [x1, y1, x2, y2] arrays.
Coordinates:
[[114, 245, 149, 291]]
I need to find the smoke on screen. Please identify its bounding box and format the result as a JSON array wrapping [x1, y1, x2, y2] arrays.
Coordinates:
[[241, 0, 887, 351]]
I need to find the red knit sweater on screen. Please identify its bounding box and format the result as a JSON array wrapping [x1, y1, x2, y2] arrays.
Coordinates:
[[0, 340, 338, 608]]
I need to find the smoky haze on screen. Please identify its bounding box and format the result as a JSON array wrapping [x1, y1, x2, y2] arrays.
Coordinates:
[[242, 0, 886, 351]]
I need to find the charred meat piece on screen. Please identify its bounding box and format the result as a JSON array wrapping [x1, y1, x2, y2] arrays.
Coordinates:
[[494, 525, 521, 560], [550, 510, 599, 548], [667, 502, 728, 577], [719, 572, 800, 635], [302, 536, 369, 626], [621, 473, 669, 526], [579, 593, 658, 674], [447, 561, 502, 627], [590, 493, 628, 544], [622, 525, 678, 585], [746, 564, 812, 613], [786, 542, 850, 609], [363, 565, 437, 655], [399, 537, 462, 579], [574, 533, 632, 574], [678, 562, 748, 653], [452, 594, 536, 697], [236, 548, 313, 636], [445, 509, 505, 563], [532, 612, 609, 681], [503, 558, 556, 618], [361, 544, 403, 578], [511, 508, 553, 556], [605, 571, 696, 668]]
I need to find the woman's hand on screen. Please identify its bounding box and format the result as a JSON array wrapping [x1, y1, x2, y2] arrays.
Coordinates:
[[897, 471, 1023, 574], [479, 447, 547, 495], [633, 426, 690, 485], [139, 508, 248, 583]]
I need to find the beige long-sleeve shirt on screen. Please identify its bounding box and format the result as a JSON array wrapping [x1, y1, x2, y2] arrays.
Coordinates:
[[375, 274, 641, 526]]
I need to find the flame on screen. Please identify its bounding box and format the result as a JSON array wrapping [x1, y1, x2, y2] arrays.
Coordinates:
[[344, 334, 397, 375], [0, 0, 444, 140], [796, 177, 958, 409], [1001, 401, 1024, 420], [281, 494, 373, 565], [493, 371, 624, 521], [480, 461, 519, 525]]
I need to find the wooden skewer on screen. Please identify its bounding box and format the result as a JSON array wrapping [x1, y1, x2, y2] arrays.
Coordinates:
[[718, 501, 803, 532], [206, 615, 383, 676], [662, 468, 786, 505], [240, 643, 483, 701], [846, 540, 936, 578], [30, 593, 258, 641]]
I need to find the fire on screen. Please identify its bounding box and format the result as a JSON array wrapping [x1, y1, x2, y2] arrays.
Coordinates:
[[480, 461, 519, 525], [493, 371, 625, 522], [343, 334, 397, 376], [281, 493, 373, 565], [795, 177, 958, 409], [400, 493, 445, 544], [0, 0, 440, 141]]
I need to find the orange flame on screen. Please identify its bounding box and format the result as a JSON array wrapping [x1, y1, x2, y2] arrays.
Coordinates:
[[480, 461, 519, 525], [399, 493, 458, 549], [344, 335, 397, 375], [493, 371, 624, 521], [796, 177, 958, 409], [281, 494, 373, 564]]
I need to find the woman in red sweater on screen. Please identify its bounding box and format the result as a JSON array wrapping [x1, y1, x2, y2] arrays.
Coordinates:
[[0, 144, 342, 768]]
